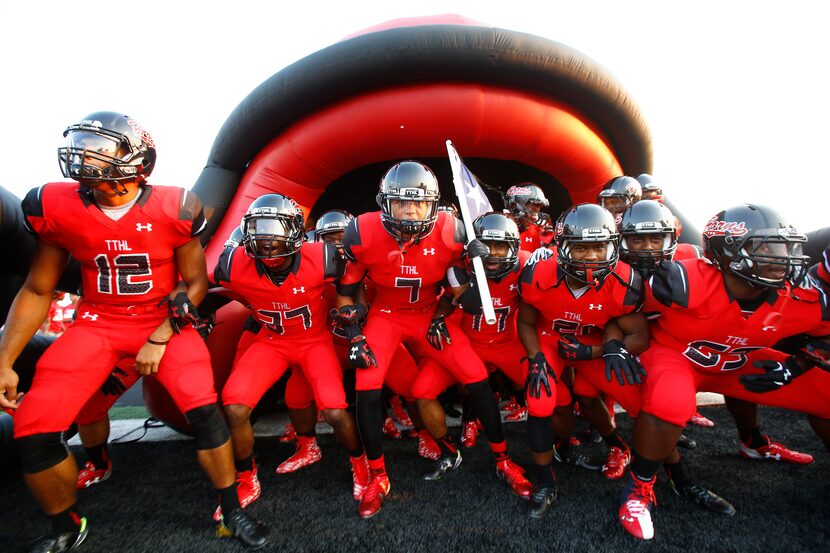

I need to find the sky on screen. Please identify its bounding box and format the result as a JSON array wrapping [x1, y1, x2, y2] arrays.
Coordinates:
[[1, 1, 827, 233]]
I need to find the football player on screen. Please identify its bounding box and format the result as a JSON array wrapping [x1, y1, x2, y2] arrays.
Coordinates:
[[504, 183, 553, 251], [212, 194, 369, 514], [336, 161, 530, 519], [635, 174, 663, 203], [617, 204, 830, 540], [0, 112, 268, 551], [597, 176, 642, 226]]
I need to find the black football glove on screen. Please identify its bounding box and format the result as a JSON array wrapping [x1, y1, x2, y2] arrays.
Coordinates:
[[192, 313, 215, 340], [465, 239, 490, 260], [557, 334, 593, 362], [167, 292, 202, 334], [332, 304, 367, 340], [524, 352, 557, 399], [802, 340, 830, 373], [602, 339, 646, 385], [101, 367, 129, 397], [526, 247, 554, 266], [427, 315, 452, 351], [348, 335, 377, 369], [740, 356, 807, 393]]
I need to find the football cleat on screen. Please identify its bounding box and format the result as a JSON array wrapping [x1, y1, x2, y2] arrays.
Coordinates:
[[689, 411, 715, 428], [30, 517, 88, 553], [553, 447, 602, 472], [500, 397, 519, 413], [276, 436, 322, 474], [417, 430, 441, 460], [389, 396, 414, 428], [676, 433, 697, 449], [424, 450, 463, 481], [350, 454, 371, 500], [460, 420, 479, 448], [602, 446, 631, 480], [382, 417, 402, 439], [619, 473, 657, 540], [605, 397, 617, 428], [668, 478, 735, 516], [213, 464, 263, 522], [739, 437, 813, 465], [496, 458, 534, 499], [504, 405, 528, 422], [357, 473, 391, 519], [218, 508, 270, 549], [278, 422, 296, 443], [528, 485, 558, 519], [76, 460, 112, 490]]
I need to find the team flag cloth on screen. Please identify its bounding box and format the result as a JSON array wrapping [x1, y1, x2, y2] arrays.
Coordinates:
[[446, 140, 496, 324]]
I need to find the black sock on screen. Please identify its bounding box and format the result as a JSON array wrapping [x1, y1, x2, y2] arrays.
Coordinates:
[[528, 415, 555, 454], [532, 462, 556, 486], [738, 426, 766, 448], [556, 439, 570, 459], [512, 389, 527, 407], [436, 434, 458, 457], [630, 451, 661, 481], [356, 390, 384, 460], [234, 455, 253, 474], [603, 429, 627, 450], [49, 507, 82, 534], [461, 394, 477, 423], [347, 446, 364, 458], [219, 483, 240, 516], [84, 444, 109, 470], [467, 379, 505, 443], [664, 459, 689, 487]]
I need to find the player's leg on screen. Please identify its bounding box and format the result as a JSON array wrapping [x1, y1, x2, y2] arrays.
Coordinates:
[[277, 369, 321, 474]]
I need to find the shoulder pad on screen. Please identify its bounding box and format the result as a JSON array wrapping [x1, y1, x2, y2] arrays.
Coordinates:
[[452, 215, 467, 244], [21, 186, 46, 234], [323, 242, 346, 280], [649, 260, 690, 308], [213, 246, 237, 285], [342, 218, 361, 262], [179, 189, 207, 237]]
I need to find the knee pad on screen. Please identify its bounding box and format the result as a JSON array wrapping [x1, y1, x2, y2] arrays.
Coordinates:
[[17, 432, 69, 473], [185, 404, 230, 450]]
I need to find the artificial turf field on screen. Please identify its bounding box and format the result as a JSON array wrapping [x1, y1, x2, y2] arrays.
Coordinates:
[[1, 405, 828, 553]]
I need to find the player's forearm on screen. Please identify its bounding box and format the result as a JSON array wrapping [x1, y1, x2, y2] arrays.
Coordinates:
[[0, 287, 53, 367], [517, 319, 541, 357]]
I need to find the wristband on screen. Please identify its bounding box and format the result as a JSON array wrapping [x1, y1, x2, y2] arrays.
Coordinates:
[[147, 338, 170, 346]]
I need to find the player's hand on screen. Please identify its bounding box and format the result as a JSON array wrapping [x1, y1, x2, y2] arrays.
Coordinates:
[[526, 247, 554, 266], [557, 334, 593, 361], [740, 356, 806, 393], [193, 313, 215, 341], [426, 315, 452, 351], [332, 304, 366, 328], [136, 341, 167, 376], [101, 367, 130, 397], [465, 239, 490, 260], [802, 340, 830, 373], [0, 367, 21, 410], [167, 292, 201, 334], [348, 335, 377, 369], [524, 352, 557, 399], [602, 339, 646, 385]]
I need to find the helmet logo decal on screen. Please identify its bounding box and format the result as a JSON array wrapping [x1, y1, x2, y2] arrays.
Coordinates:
[[127, 119, 155, 147], [507, 186, 532, 196], [702, 218, 748, 238]]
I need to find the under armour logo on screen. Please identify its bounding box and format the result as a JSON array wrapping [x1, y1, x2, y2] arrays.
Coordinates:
[[762, 325, 776, 332], [293, 287, 305, 294], [589, 304, 603, 310], [81, 312, 99, 321], [423, 248, 436, 255], [524, 237, 533, 242], [136, 223, 153, 232], [349, 346, 358, 360], [765, 452, 781, 461], [509, 284, 518, 291]]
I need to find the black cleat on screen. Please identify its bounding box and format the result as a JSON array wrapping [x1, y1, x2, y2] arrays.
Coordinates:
[[553, 447, 602, 471], [221, 508, 271, 549], [424, 450, 462, 481], [669, 479, 735, 516], [528, 485, 558, 519], [677, 434, 697, 449], [30, 517, 88, 553]]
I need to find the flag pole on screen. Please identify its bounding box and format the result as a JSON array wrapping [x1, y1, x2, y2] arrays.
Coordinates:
[[446, 140, 497, 325]]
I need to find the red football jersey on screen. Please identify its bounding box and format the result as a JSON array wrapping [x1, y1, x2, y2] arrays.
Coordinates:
[[341, 211, 465, 311], [23, 182, 204, 306], [673, 243, 703, 261], [519, 257, 643, 345], [214, 241, 342, 338], [645, 257, 830, 372], [519, 224, 543, 252]]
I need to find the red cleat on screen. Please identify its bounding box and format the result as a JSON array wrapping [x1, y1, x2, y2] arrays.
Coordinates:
[[619, 473, 657, 540], [496, 458, 533, 499], [739, 437, 813, 465], [278, 422, 296, 443], [350, 454, 371, 500], [501, 398, 519, 413], [382, 417, 402, 439], [76, 460, 112, 490], [276, 435, 322, 474], [418, 429, 441, 460], [504, 405, 528, 422], [390, 396, 413, 428], [460, 420, 479, 448], [212, 464, 262, 521], [569, 435, 582, 447], [357, 473, 391, 519], [602, 446, 631, 480], [689, 411, 715, 428]]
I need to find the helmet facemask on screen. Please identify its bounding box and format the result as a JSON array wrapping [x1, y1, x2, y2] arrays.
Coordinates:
[[379, 192, 439, 241], [620, 230, 677, 274], [557, 238, 619, 287], [242, 212, 304, 265], [478, 233, 519, 279], [721, 231, 810, 289], [58, 118, 154, 184]]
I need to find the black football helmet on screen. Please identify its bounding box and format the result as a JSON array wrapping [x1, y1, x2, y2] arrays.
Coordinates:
[[472, 212, 521, 278], [555, 203, 620, 285], [224, 226, 244, 248], [241, 194, 305, 260], [702, 204, 809, 289], [315, 210, 354, 240], [619, 200, 677, 273], [376, 161, 440, 240], [505, 183, 549, 225], [58, 111, 156, 183], [598, 176, 642, 224], [636, 173, 663, 202]]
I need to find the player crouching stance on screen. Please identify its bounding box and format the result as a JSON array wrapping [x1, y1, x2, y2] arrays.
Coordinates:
[[0, 112, 268, 552]]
